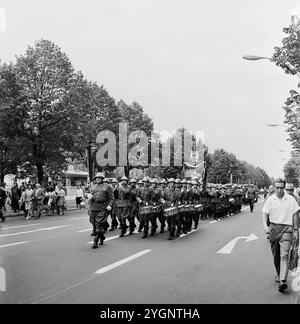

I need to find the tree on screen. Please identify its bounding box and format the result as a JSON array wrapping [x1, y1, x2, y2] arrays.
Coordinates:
[[0, 63, 28, 182], [206, 148, 271, 187], [69, 78, 123, 179], [118, 100, 154, 177], [9, 39, 81, 183], [283, 154, 300, 187], [272, 22, 300, 153]]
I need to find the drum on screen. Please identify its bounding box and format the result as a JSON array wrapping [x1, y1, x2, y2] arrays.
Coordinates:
[[189, 205, 195, 212], [151, 206, 161, 214], [195, 204, 203, 212], [178, 205, 186, 213], [164, 207, 178, 217], [139, 206, 152, 215]]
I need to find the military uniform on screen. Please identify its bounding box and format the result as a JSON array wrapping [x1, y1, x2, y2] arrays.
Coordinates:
[[139, 179, 154, 239], [163, 180, 180, 240], [158, 180, 167, 233], [191, 182, 200, 229], [109, 179, 119, 231], [89, 174, 114, 249], [178, 181, 188, 235], [115, 177, 132, 237], [128, 180, 140, 234]]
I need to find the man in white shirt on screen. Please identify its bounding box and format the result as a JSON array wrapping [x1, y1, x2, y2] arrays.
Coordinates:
[[262, 178, 299, 292]]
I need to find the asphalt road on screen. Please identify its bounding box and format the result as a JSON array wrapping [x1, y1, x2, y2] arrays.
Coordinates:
[[0, 202, 299, 304]]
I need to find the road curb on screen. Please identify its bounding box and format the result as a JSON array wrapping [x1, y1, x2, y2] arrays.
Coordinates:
[[3, 207, 81, 219]]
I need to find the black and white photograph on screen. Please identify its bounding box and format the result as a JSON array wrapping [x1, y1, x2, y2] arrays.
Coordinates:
[[0, 0, 300, 309]]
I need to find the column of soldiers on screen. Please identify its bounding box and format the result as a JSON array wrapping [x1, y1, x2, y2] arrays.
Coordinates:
[[88, 172, 260, 248]]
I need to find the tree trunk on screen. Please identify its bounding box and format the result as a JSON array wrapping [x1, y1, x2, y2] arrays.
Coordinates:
[[124, 166, 130, 178], [0, 172, 5, 184], [36, 163, 44, 185]]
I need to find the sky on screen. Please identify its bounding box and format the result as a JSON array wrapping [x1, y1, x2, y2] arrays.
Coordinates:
[[0, 0, 299, 178]]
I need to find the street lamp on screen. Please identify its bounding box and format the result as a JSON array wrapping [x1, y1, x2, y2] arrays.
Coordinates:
[[243, 55, 300, 79], [267, 124, 288, 128], [87, 142, 98, 183], [242, 55, 271, 61]]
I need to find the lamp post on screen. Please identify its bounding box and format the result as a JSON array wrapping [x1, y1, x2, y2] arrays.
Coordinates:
[[87, 142, 98, 183]]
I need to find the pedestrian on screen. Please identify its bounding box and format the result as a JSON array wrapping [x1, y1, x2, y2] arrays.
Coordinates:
[[262, 178, 299, 292], [0, 183, 7, 222], [56, 184, 66, 215], [75, 183, 85, 213], [11, 184, 20, 213], [21, 184, 34, 219], [246, 184, 256, 212], [285, 183, 300, 205], [34, 183, 45, 219]]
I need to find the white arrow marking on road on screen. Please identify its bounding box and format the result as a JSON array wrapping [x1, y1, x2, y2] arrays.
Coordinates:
[[95, 250, 151, 275], [0, 225, 71, 238], [0, 241, 28, 249], [217, 233, 258, 254]]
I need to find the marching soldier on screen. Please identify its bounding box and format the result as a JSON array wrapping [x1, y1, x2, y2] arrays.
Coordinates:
[[150, 179, 165, 236], [109, 178, 119, 231], [139, 177, 154, 239], [191, 180, 200, 230], [186, 180, 194, 232], [178, 179, 188, 235], [163, 178, 180, 240], [115, 176, 132, 237], [89, 173, 114, 249], [158, 179, 167, 233], [128, 178, 140, 235]]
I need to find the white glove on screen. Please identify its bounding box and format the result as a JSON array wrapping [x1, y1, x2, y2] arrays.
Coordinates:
[[107, 206, 112, 211]]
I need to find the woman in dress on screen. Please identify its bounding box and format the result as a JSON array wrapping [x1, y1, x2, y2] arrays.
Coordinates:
[[21, 184, 34, 219], [56, 184, 66, 215], [75, 184, 84, 213]]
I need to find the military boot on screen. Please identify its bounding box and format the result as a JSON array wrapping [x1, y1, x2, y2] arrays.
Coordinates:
[[92, 233, 100, 249], [99, 233, 105, 245]]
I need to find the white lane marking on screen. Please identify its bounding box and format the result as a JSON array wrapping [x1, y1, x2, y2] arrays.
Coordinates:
[[77, 229, 91, 233], [210, 220, 218, 224], [69, 216, 87, 221], [29, 228, 198, 303], [95, 250, 151, 275], [0, 224, 41, 230], [0, 225, 71, 238], [217, 233, 259, 254], [0, 241, 28, 249], [179, 228, 198, 238]]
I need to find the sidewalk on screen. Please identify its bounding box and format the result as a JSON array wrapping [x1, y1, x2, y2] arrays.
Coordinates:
[[2, 196, 80, 219]]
